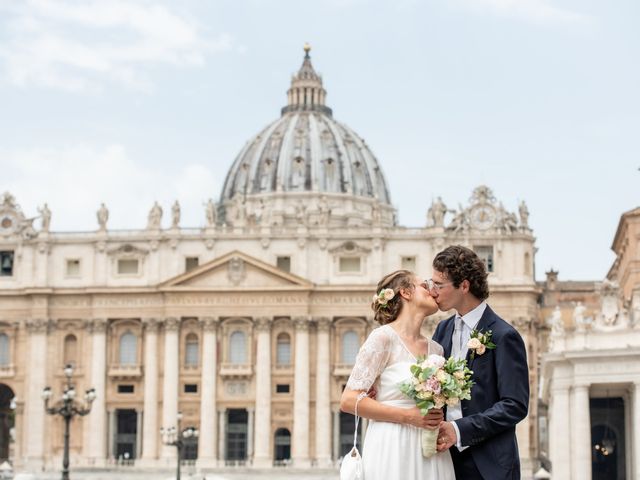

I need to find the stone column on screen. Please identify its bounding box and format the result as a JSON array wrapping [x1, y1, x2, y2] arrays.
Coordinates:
[[633, 381, 640, 480], [160, 317, 180, 461], [332, 410, 340, 461], [24, 319, 49, 470], [549, 382, 571, 480], [87, 318, 108, 465], [218, 409, 227, 463], [247, 407, 255, 463], [314, 317, 332, 466], [570, 384, 591, 480], [136, 411, 143, 459], [253, 316, 272, 467], [197, 317, 219, 468], [107, 410, 115, 459], [141, 318, 160, 463], [292, 316, 310, 467]]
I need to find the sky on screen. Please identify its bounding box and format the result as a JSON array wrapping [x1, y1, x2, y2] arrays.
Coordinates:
[[0, 0, 638, 281]]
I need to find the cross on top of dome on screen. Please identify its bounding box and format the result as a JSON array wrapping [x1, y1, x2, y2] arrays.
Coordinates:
[[281, 44, 332, 116]]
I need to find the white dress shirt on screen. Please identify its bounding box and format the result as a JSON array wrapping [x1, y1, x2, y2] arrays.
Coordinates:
[[447, 301, 487, 450]]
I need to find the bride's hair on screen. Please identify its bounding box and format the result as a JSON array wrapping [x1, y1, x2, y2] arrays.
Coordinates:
[[372, 270, 415, 325]]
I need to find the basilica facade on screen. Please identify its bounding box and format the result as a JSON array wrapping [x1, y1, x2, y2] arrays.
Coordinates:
[[0, 46, 593, 478]]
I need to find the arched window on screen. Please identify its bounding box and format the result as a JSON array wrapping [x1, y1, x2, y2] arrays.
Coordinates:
[[229, 331, 247, 364], [63, 334, 78, 366], [276, 333, 291, 365], [342, 331, 359, 365], [0, 334, 9, 366], [274, 428, 291, 461], [119, 332, 137, 365], [185, 333, 199, 367]]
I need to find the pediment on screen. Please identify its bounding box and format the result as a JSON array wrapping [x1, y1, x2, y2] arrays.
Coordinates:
[[159, 250, 313, 290]]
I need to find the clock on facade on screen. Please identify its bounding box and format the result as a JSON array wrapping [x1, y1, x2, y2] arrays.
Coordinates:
[[0, 213, 16, 235], [470, 205, 497, 230]]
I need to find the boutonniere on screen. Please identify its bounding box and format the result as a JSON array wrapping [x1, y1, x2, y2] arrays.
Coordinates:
[[467, 329, 496, 359]]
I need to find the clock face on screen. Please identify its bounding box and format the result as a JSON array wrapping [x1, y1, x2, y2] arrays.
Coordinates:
[[0, 213, 16, 235], [470, 205, 496, 230]]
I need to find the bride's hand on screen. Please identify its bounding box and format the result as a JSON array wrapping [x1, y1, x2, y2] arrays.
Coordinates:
[[403, 407, 443, 429]]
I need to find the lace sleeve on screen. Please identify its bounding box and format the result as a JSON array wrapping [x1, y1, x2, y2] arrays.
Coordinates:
[[345, 327, 391, 391], [429, 339, 445, 357]]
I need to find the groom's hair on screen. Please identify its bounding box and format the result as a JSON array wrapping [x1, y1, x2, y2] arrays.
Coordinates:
[[433, 245, 489, 300]]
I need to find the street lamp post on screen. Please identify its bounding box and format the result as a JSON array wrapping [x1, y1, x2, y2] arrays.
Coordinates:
[[42, 363, 96, 480], [160, 412, 199, 480]]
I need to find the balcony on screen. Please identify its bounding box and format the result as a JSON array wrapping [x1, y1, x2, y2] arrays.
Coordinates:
[[272, 364, 293, 374], [0, 364, 15, 378], [332, 363, 354, 377], [108, 364, 143, 379], [219, 363, 253, 378]]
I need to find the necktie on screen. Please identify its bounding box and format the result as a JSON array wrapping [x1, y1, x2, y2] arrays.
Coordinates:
[[453, 316, 463, 359]]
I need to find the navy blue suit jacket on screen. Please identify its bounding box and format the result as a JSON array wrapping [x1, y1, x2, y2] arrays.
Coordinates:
[[432, 305, 529, 480]]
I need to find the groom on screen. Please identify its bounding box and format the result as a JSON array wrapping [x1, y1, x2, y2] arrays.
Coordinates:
[[431, 245, 529, 480]]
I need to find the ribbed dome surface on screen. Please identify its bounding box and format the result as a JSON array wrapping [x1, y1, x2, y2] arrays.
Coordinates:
[[220, 47, 391, 206]]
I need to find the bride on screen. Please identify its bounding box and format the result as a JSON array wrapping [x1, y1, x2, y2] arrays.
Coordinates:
[[340, 270, 455, 479]]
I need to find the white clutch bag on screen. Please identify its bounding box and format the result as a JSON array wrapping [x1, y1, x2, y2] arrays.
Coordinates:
[[340, 392, 367, 480]]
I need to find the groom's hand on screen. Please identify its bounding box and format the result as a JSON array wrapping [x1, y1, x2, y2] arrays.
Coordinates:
[[436, 421, 457, 452]]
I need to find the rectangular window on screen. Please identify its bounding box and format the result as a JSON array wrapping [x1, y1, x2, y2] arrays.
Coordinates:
[[117, 385, 134, 394], [339, 257, 361, 273], [276, 384, 290, 393], [0, 251, 14, 276], [184, 384, 198, 393], [474, 246, 494, 273], [276, 256, 291, 272], [185, 256, 199, 272], [401, 256, 416, 270], [66, 259, 81, 277], [117, 259, 139, 275]]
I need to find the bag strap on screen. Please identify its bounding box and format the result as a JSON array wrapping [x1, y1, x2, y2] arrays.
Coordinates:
[[352, 391, 368, 450]]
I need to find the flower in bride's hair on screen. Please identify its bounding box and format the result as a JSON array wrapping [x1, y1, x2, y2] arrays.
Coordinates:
[[375, 288, 395, 307]]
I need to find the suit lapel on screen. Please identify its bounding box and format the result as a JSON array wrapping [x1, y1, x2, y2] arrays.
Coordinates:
[[442, 316, 455, 358]]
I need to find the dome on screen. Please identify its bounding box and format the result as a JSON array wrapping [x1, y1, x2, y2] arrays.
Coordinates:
[[220, 46, 392, 208]]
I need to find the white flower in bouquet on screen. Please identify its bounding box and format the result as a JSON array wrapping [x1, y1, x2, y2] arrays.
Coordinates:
[[446, 397, 460, 407], [436, 369, 449, 383], [422, 354, 446, 369]]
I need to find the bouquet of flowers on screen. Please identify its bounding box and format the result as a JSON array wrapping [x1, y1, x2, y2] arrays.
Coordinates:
[[399, 354, 474, 458]]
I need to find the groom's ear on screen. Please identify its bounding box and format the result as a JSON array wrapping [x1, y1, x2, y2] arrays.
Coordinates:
[[460, 279, 470, 294]]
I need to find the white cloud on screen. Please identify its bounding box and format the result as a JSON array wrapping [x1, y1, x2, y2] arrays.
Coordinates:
[[1, 144, 220, 231], [0, 0, 234, 93], [451, 0, 592, 26]]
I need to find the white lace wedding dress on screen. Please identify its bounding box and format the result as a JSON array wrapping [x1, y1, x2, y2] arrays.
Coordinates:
[[345, 323, 455, 480]]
